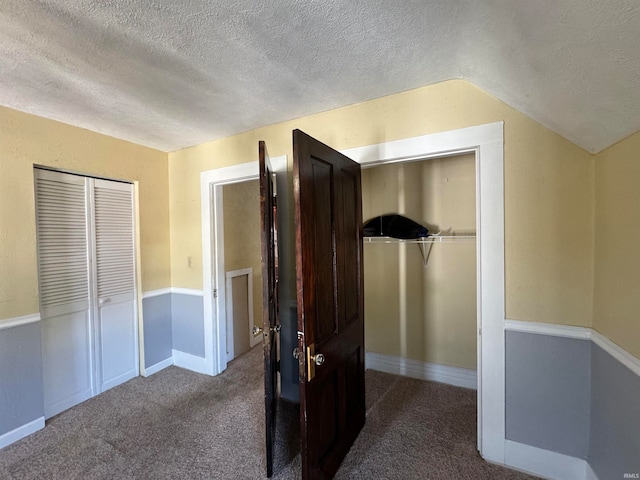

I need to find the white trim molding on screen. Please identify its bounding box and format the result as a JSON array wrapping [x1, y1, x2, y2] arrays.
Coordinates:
[[505, 319, 592, 340], [142, 288, 204, 299], [504, 440, 597, 480], [365, 352, 477, 390], [505, 319, 640, 378], [591, 329, 640, 378], [143, 357, 174, 377], [0, 417, 45, 450], [172, 349, 209, 375], [142, 288, 172, 299], [342, 122, 503, 165], [0, 313, 41, 331], [171, 288, 204, 297]]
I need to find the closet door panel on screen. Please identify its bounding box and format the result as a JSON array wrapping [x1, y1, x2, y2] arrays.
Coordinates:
[[92, 179, 137, 392], [41, 310, 93, 418], [99, 301, 137, 391], [35, 169, 93, 418]]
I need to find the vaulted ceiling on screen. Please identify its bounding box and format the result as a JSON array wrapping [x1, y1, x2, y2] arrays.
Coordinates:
[[1, 0, 639, 153]]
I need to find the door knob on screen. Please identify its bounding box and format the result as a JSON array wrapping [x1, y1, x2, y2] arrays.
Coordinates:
[[252, 325, 263, 336], [311, 352, 325, 366]]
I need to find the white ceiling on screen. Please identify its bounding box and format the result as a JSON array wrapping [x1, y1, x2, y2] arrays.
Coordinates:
[[1, 1, 639, 153]]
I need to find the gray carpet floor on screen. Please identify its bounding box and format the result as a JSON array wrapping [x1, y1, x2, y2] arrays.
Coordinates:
[[0, 346, 538, 479]]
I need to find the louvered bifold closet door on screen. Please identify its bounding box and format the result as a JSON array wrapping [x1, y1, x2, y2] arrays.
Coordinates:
[[35, 168, 94, 418], [91, 178, 138, 392]]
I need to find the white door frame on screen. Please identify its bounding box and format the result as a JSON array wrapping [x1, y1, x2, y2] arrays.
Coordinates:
[[200, 157, 287, 376], [341, 122, 505, 463], [200, 122, 504, 463]]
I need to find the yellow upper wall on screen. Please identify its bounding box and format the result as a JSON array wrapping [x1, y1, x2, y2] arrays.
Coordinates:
[[593, 131, 640, 358], [169, 79, 594, 327], [0, 106, 171, 320]]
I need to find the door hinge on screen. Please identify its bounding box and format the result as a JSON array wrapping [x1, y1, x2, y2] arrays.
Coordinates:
[[213, 288, 217, 298]]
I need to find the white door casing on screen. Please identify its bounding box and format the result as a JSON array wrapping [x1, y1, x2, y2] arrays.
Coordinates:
[[341, 122, 505, 463]]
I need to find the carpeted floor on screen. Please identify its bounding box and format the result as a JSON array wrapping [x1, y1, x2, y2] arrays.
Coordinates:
[[0, 346, 538, 479]]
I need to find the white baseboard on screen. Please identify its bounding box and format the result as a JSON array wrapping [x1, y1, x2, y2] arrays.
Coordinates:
[[365, 351, 477, 390], [0, 417, 45, 450], [143, 357, 174, 377], [172, 349, 209, 375], [504, 440, 597, 480]]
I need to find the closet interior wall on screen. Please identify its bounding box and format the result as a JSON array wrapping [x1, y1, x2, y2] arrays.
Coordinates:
[[361, 154, 477, 370]]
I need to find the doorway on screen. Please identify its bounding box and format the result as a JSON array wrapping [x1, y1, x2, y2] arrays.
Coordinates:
[[222, 180, 263, 361], [199, 156, 287, 375], [200, 123, 505, 463]]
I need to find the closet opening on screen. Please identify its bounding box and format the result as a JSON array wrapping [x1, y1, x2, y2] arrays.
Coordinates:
[[361, 152, 479, 444]]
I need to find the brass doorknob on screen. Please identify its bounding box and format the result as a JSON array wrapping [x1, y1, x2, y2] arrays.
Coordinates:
[[311, 353, 325, 366]]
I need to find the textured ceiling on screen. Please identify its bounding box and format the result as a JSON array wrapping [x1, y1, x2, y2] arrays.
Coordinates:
[[1, 0, 639, 153]]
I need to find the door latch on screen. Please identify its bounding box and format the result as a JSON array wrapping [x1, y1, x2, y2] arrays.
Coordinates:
[[306, 344, 325, 381]]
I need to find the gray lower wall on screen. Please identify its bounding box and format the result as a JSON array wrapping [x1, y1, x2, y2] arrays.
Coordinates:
[[0, 322, 44, 435], [171, 293, 205, 357], [589, 344, 640, 479], [142, 294, 173, 368], [506, 331, 591, 458]]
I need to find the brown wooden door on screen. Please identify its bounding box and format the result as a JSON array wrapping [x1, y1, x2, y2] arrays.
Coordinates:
[[260, 141, 279, 477], [293, 130, 365, 480]]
